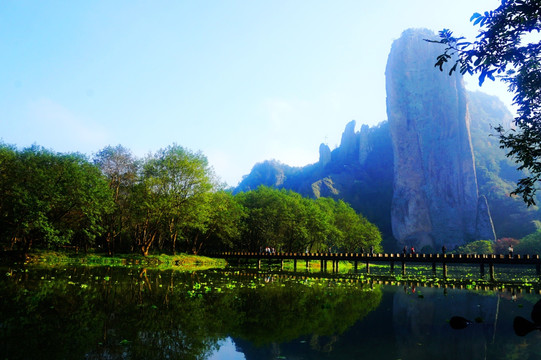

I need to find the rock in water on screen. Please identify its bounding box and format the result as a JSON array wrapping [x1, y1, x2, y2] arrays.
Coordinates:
[[386, 29, 496, 249]]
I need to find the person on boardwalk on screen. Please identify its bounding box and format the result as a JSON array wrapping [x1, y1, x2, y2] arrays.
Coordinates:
[[509, 245, 514, 257], [410, 246, 415, 255], [442, 245, 446, 255], [403, 246, 407, 256], [370, 245, 374, 255]]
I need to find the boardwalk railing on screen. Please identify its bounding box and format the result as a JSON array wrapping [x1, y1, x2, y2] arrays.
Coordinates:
[[208, 251, 541, 279]]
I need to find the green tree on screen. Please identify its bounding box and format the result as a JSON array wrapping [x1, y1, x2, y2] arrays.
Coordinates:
[[430, 0, 541, 205], [454, 240, 494, 254], [0, 144, 19, 249], [234, 187, 382, 253], [192, 190, 246, 253], [0, 145, 112, 252], [136, 145, 215, 256], [316, 198, 382, 253], [515, 228, 541, 254], [93, 145, 138, 254], [235, 186, 289, 251], [303, 197, 334, 252]]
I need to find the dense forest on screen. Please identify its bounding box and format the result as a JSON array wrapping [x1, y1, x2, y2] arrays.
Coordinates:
[[0, 144, 382, 256]]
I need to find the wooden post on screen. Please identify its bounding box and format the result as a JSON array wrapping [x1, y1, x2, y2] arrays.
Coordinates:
[[537, 263, 540, 276], [306, 259, 309, 270], [366, 261, 370, 274], [402, 261, 406, 275], [432, 262, 436, 275], [354, 261, 358, 273], [320, 259, 324, 272], [258, 259, 261, 269], [443, 263, 447, 278], [335, 260, 339, 273], [480, 263, 485, 277], [280, 259, 284, 271], [390, 261, 394, 273], [489, 263, 495, 280], [294, 259, 297, 272]]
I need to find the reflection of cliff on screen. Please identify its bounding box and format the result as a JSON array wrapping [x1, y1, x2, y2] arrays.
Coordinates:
[[392, 287, 499, 360]]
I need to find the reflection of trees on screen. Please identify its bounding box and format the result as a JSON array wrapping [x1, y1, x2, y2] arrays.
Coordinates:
[[0, 267, 382, 359], [226, 280, 382, 346], [1, 267, 222, 360], [0, 269, 104, 359]]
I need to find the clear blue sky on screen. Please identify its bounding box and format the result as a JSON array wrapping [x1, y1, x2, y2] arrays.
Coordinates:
[[0, 0, 513, 186]]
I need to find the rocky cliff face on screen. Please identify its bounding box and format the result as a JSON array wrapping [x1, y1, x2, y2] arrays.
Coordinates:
[[386, 29, 495, 249]]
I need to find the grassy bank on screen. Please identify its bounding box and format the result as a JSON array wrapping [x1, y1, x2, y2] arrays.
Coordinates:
[[15, 250, 227, 271]]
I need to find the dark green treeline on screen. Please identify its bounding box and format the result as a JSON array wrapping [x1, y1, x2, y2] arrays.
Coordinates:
[[0, 144, 382, 255]]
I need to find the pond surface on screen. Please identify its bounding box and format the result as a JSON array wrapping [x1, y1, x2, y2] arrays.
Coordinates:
[[1, 265, 541, 360]]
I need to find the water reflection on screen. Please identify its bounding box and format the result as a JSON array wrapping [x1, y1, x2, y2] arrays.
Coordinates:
[[513, 299, 541, 337], [0, 266, 381, 359], [1, 266, 541, 359], [394, 286, 499, 360], [207, 338, 245, 360]]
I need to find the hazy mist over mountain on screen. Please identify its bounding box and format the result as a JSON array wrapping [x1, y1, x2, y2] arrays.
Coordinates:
[[235, 29, 541, 251]]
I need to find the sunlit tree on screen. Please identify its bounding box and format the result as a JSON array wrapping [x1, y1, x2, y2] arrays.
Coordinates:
[[94, 145, 138, 254], [0, 145, 112, 252], [136, 145, 215, 256]]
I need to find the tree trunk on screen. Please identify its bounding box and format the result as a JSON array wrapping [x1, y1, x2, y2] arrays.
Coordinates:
[[141, 233, 156, 257], [172, 231, 178, 255], [191, 233, 199, 255], [106, 231, 112, 255]]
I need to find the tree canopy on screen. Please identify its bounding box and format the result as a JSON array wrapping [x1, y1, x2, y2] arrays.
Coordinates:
[[429, 0, 541, 205], [0, 143, 382, 256]]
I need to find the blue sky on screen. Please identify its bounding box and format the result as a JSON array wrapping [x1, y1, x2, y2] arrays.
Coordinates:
[[0, 0, 513, 186]]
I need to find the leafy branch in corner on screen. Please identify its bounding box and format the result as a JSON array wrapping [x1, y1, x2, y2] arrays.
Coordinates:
[[426, 0, 541, 206]]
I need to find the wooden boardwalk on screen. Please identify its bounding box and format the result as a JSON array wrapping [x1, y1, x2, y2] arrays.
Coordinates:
[[210, 251, 541, 279]]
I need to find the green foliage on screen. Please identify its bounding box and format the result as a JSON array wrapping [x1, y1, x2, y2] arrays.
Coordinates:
[[454, 240, 494, 255], [0, 143, 380, 256], [93, 145, 138, 254], [430, 0, 541, 205], [515, 229, 541, 255], [136, 144, 216, 255], [234, 186, 382, 253], [0, 144, 113, 251]]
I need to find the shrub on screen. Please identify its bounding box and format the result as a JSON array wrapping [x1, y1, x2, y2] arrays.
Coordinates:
[[454, 240, 494, 255], [493, 238, 519, 254], [515, 229, 541, 255]]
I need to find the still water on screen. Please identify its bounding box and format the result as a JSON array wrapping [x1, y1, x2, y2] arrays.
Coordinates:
[[1, 265, 541, 360]]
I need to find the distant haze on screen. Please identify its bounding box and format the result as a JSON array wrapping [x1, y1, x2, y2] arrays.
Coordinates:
[[0, 0, 513, 186]]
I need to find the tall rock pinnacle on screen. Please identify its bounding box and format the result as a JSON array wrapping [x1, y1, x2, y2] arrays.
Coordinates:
[[386, 29, 496, 249]]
